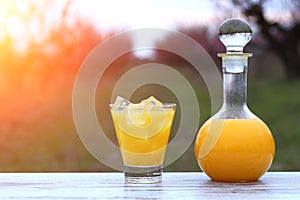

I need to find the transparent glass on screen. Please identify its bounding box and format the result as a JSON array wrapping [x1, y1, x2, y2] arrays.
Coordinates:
[[110, 103, 176, 183], [194, 18, 275, 182]]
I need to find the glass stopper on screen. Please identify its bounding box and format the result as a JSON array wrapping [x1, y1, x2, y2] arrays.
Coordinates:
[[218, 18, 252, 53]]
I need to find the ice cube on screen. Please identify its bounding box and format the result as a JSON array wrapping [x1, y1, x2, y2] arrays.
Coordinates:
[[126, 103, 148, 126], [112, 96, 131, 111], [141, 96, 163, 106], [141, 96, 163, 111]]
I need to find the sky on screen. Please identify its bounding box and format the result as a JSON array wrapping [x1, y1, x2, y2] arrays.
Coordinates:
[[0, 0, 216, 53], [0, 0, 297, 53], [73, 0, 215, 30], [1, 0, 295, 35]]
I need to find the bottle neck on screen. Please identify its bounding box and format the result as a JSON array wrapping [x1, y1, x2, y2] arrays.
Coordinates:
[[215, 54, 255, 119], [223, 69, 247, 108], [222, 55, 248, 109]]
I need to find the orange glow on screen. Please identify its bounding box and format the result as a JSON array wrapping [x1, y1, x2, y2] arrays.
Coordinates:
[[0, 0, 61, 52], [0, 1, 30, 51], [0, 0, 103, 121]]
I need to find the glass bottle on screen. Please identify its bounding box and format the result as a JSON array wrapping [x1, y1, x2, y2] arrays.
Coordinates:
[[194, 18, 275, 182]]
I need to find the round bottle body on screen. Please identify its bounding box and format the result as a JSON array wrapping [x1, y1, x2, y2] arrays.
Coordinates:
[[194, 118, 275, 182]]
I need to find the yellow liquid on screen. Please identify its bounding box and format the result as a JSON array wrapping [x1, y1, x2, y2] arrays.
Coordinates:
[[111, 109, 175, 166], [195, 118, 275, 182]]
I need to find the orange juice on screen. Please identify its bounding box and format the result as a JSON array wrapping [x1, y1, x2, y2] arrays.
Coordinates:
[[111, 105, 175, 167], [195, 118, 275, 182]]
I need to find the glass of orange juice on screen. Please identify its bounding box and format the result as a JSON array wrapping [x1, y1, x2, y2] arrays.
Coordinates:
[[110, 96, 176, 183]]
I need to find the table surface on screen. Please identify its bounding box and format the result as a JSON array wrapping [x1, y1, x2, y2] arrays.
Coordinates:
[[0, 172, 299, 199]]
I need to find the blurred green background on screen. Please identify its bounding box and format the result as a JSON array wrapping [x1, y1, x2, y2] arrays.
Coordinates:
[[0, 0, 299, 172]]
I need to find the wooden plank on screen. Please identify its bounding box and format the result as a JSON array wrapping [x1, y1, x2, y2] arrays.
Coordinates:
[[0, 172, 299, 199]]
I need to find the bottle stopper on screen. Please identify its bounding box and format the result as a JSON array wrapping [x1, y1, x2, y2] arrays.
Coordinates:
[[218, 18, 252, 54]]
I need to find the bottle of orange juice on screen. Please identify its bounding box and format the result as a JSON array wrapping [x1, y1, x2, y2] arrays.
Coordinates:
[[194, 18, 275, 182]]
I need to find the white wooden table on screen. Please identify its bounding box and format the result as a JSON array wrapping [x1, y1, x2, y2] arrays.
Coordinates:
[[0, 172, 299, 199]]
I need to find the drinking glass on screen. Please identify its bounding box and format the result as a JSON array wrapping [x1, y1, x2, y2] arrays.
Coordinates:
[[110, 102, 176, 183]]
